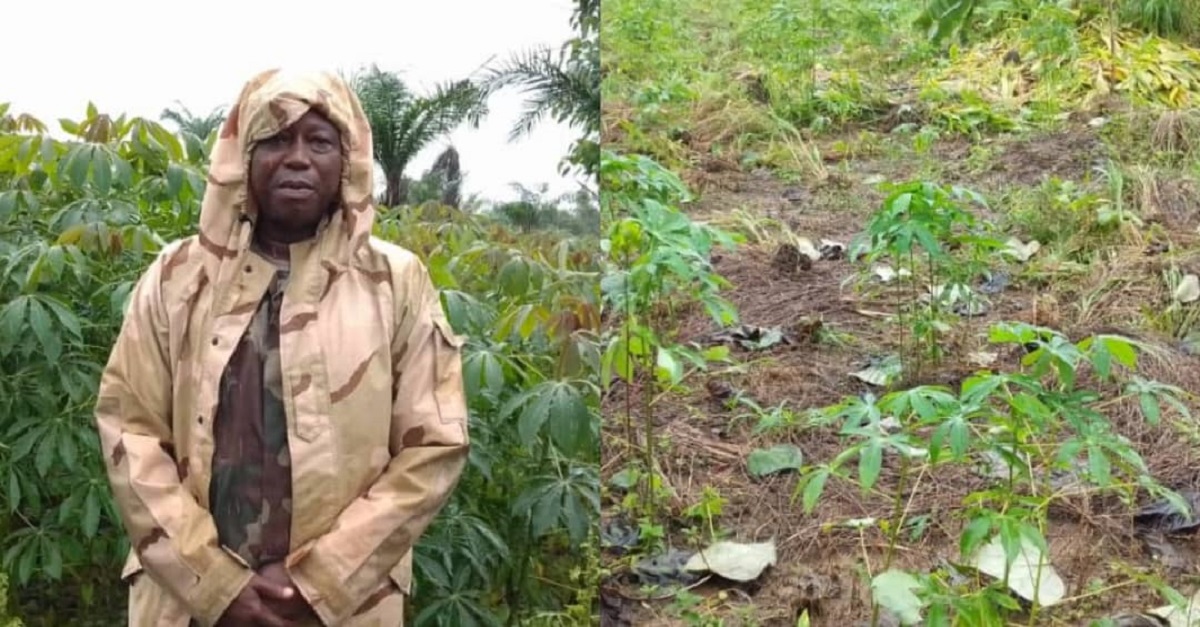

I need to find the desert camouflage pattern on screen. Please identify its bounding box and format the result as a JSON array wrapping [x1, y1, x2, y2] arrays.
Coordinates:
[[209, 253, 294, 569], [94, 68, 470, 626]]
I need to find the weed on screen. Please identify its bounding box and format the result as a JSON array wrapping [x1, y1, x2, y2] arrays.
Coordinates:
[[1150, 109, 1200, 157], [683, 486, 728, 543], [1005, 177, 1105, 250], [1143, 266, 1200, 338]]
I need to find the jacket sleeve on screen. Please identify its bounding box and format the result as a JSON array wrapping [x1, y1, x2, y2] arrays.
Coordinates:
[[289, 252, 470, 625], [95, 249, 253, 626]]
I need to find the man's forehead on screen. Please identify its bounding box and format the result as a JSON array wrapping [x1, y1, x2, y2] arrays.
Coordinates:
[[294, 109, 339, 130], [268, 108, 341, 137]]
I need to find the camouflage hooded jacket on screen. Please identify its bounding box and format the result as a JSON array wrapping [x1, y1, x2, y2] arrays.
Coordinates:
[[94, 69, 470, 626]]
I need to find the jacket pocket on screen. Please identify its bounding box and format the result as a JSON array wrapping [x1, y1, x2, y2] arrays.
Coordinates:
[[431, 317, 467, 425], [288, 364, 332, 442]]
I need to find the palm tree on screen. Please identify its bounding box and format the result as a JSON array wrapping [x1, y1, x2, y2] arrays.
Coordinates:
[[481, 0, 599, 178], [350, 65, 488, 207], [428, 145, 462, 208], [159, 101, 227, 141], [405, 146, 465, 209]]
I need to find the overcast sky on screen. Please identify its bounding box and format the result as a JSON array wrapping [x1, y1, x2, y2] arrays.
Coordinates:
[[2, 0, 586, 206]]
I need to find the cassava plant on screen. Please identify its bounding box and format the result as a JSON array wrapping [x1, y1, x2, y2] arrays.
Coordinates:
[[862, 180, 1004, 379], [600, 149, 740, 523], [795, 321, 1191, 624], [0, 101, 601, 626]]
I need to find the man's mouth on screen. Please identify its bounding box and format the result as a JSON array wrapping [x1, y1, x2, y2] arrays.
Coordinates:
[[276, 179, 317, 199], [277, 179, 315, 190]]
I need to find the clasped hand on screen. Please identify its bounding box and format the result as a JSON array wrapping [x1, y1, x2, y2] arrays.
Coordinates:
[[216, 562, 318, 627]]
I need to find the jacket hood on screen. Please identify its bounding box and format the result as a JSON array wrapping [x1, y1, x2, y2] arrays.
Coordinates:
[[196, 68, 377, 280]]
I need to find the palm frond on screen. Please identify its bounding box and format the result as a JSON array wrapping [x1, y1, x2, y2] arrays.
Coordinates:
[[389, 79, 487, 172], [481, 45, 599, 142], [159, 100, 227, 140], [349, 65, 488, 204]]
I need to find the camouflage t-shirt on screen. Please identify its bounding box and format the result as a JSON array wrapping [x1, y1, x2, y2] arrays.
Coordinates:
[[209, 250, 293, 568]]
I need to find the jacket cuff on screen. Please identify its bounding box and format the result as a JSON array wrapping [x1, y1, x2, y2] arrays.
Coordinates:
[[189, 556, 255, 626], [288, 549, 355, 625]]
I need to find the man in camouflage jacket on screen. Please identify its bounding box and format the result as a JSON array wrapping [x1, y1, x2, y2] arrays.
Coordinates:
[[94, 69, 470, 626]]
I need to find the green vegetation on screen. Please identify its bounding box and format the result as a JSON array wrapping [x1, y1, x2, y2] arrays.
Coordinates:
[[602, 0, 1200, 624], [0, 2, 600, 626]]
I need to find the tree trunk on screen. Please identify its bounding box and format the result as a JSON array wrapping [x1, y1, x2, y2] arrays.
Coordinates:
[[431, 147, 462, 209], [440, 176, 461, 209], [384, 170, 410, 207]]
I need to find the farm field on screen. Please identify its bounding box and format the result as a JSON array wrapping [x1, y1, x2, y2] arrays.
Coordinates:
[[600, 1, 1200, 625], [0, 2, 601, 624], [0, 111, 599, 627]]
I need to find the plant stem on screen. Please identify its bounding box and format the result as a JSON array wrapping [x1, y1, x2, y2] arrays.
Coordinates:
[[643, 348, 656, 522], [927, 253, 937, 366], [896, 253, 908, 377], [623, 252, 635, 462], [883, 452, 912, 572], [909, 248, 921, 380]]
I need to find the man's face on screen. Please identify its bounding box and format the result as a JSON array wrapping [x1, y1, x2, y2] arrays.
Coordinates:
[[248, 109, 343, 240]]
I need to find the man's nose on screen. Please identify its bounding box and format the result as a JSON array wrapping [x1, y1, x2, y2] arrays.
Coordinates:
[[282, 139, 313, 168]]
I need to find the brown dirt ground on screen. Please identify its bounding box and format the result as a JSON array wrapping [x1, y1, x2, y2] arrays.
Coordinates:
[[601, 121, 1200, 626]]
